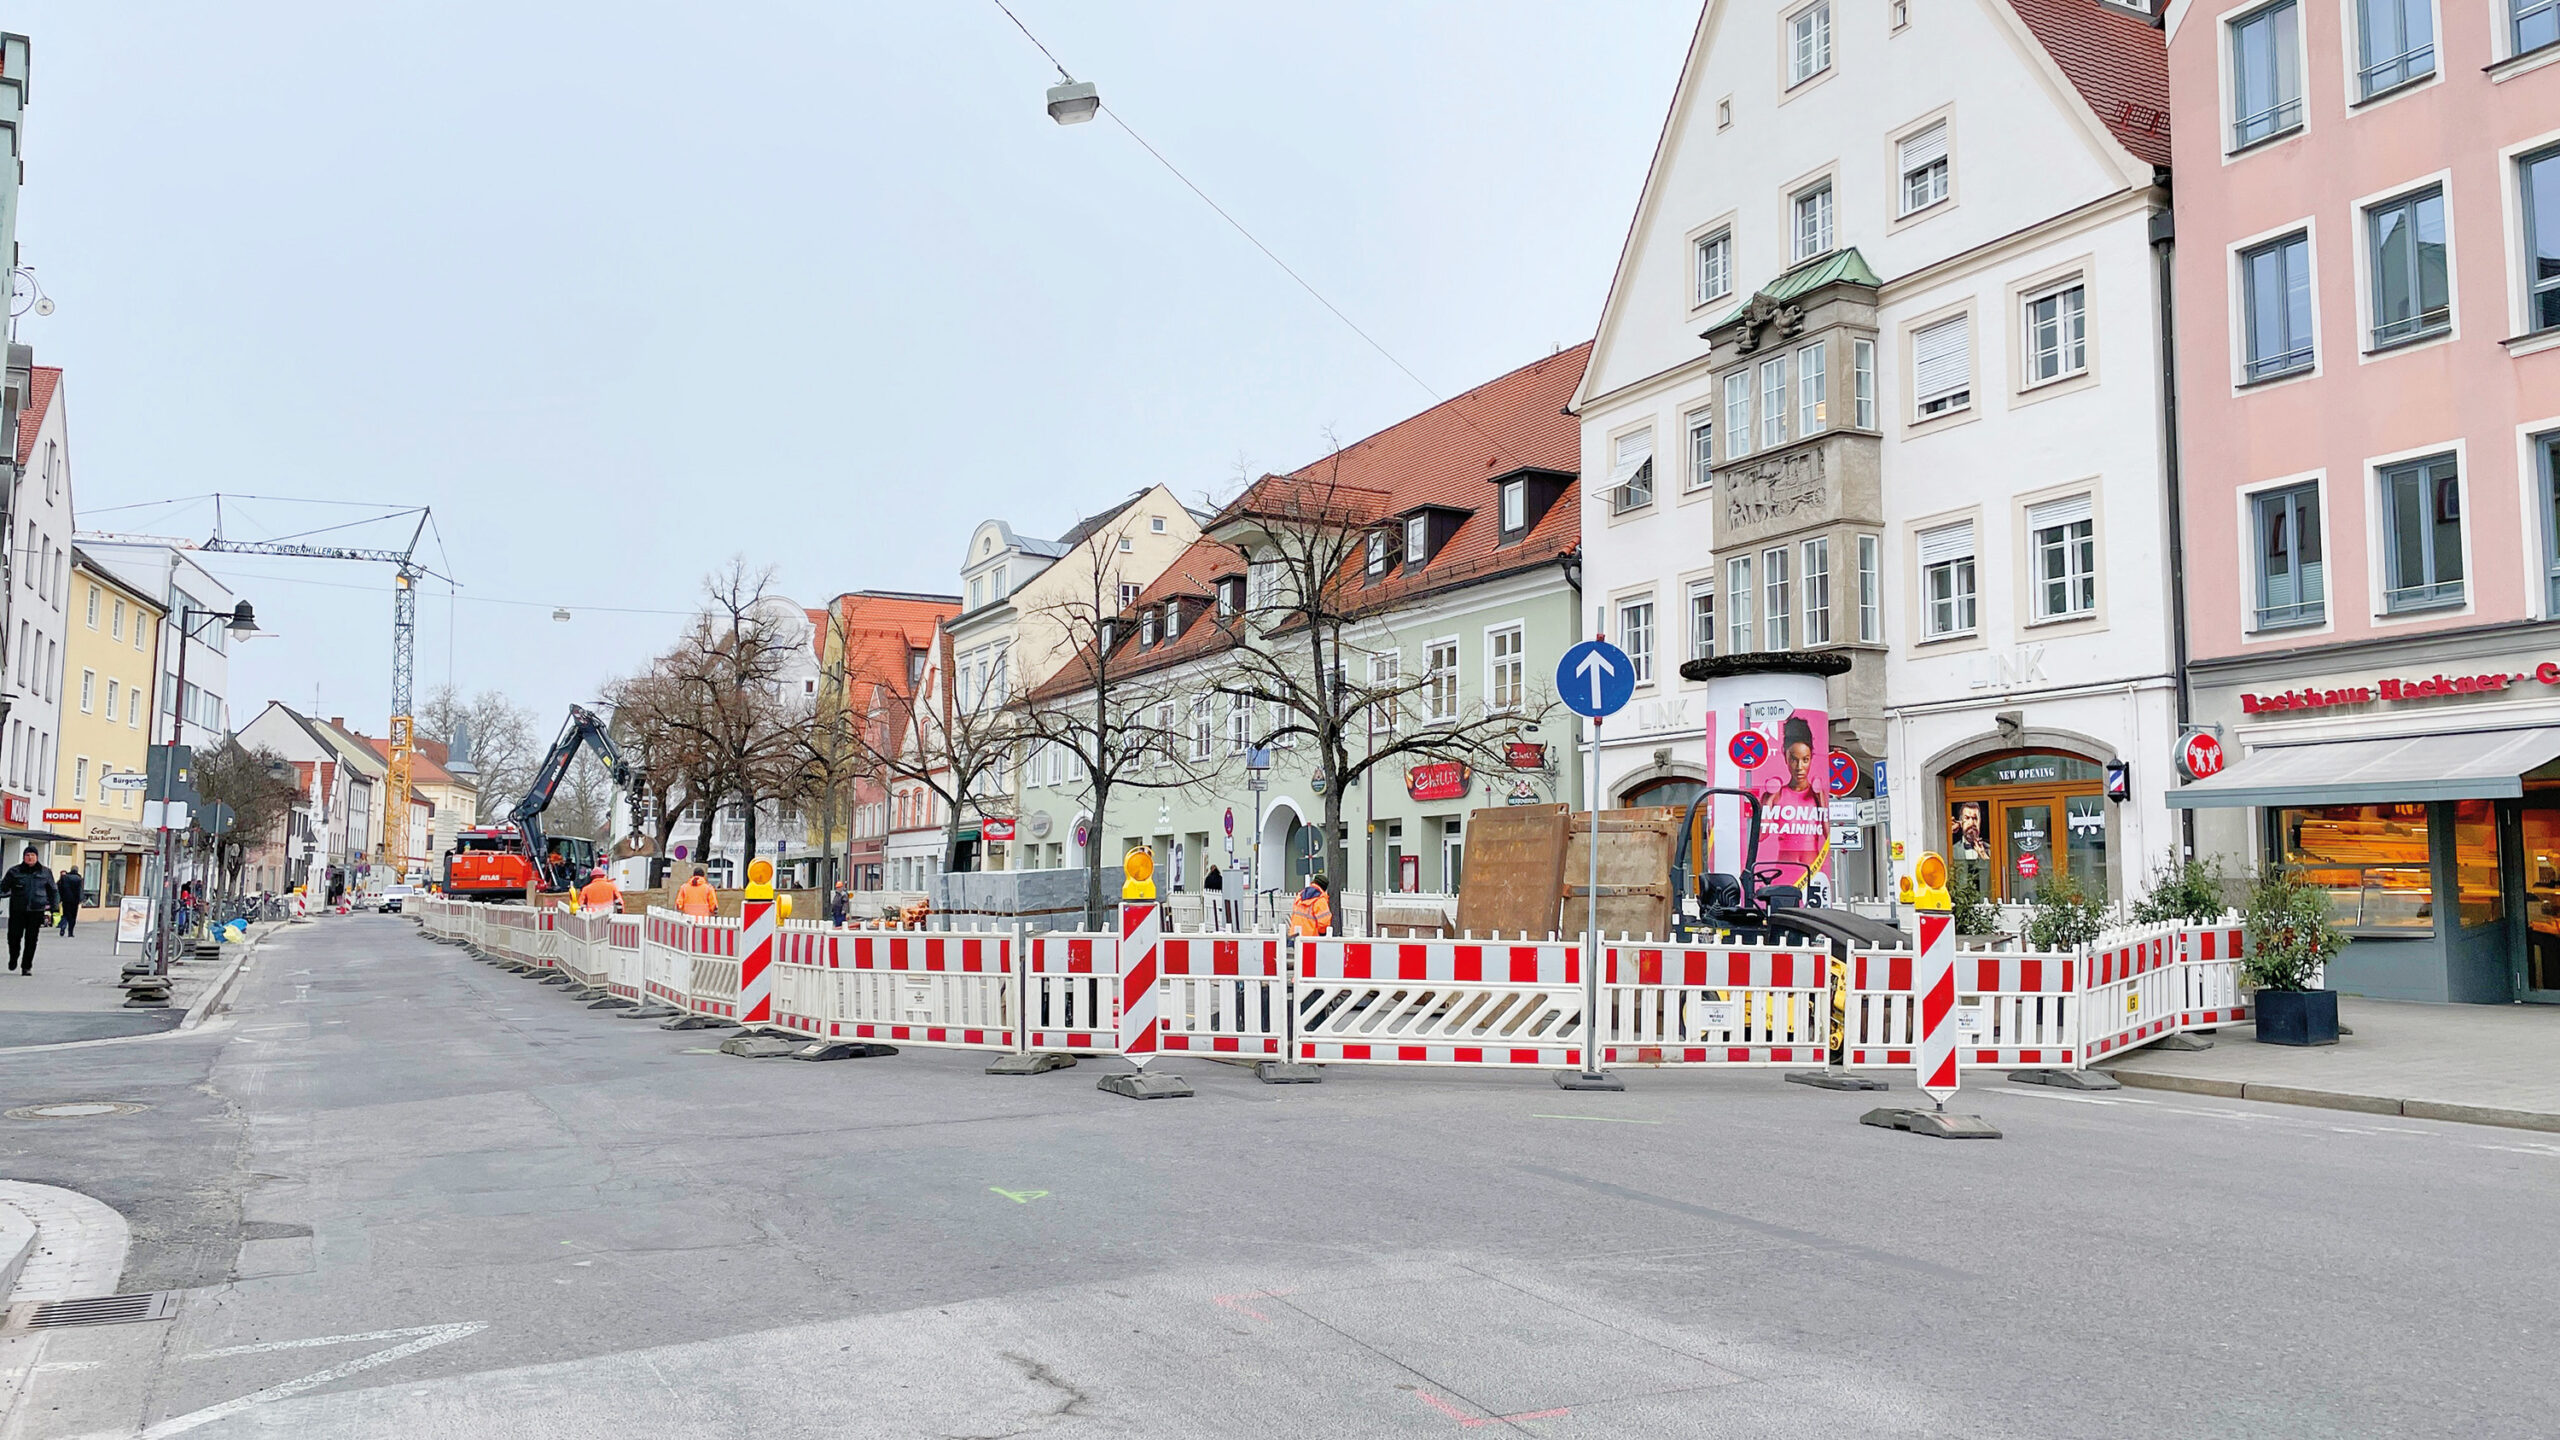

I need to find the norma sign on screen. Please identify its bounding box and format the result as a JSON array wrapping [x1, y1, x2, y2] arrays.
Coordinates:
[[2178, 731, 2226, 781], [979, 817, 1017, 843], [1504, 742, 1548, 770], [41, 808, 79, 825], [1406, 761, 1471, 803]]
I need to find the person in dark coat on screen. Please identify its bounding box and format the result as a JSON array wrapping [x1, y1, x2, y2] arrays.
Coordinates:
[[55, 865, 84, 937], [3, 847, 58, 974]]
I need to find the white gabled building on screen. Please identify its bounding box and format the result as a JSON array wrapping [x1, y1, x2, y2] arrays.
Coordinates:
[[1572, 0, 2184, 907]]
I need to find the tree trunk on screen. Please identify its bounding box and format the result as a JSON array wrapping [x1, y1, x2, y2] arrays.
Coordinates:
[[1083, 778, 1110, 930], [692, 792, 717, 876], [742, 787, 759, 874]]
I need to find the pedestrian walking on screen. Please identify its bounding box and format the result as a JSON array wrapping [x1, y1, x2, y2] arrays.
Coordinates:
[[55, 864, 83, 936], [3, 846, 58, 975], [675, 867, 719, 917], [1202, 864, 1232, 930]]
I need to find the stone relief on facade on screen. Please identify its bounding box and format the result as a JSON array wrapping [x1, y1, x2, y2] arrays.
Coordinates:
[[1724, 447, 1828, 534]]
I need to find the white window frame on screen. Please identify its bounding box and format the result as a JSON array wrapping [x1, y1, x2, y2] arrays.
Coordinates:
[[1685, 406, 1715, 492], [1609, 427, 1656, 515], [1687, 578, 1716, 662], [1760, 357, 1790, 449], [1406, 514, 1429, 563], [1797, 340, 1827, 435], [1911, 311, 1973, 420], [1919, 519, 1979, 639], [1618, 598, 1655, 685], [1367, 531, 1391, 576], [1791, 179, 1835, 261], [1801, 537, 1832, 645], [1486, 623, 1525, 712], [2024, 280, 2089, 386], [1425, 637, 1460, 722], [1694, 229, 1733, 306], [1786, 0, 1833, 88], [1727, 556, 1756, 653], [1896, 119, 1950, 217], [1501, 480, 1526, 532], [1762, 546, 1793, 650], [1853, 337, 1876, 428], [1723, 370, 1755, 460], [1857, 534, 1882, 642], [79, 668, 93, 713], [2027, 493, 2100, 622]]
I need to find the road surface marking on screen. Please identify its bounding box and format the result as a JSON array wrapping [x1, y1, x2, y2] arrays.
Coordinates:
[[989, 1187, 1049, 1204], [1994, 1089, 2120, 1106], [1210, 1290, 1293, 1321], [1531, 1113, 1661, 1124], [153, 1323, 485, 1438], [1414, 1389, 1571, 1428]]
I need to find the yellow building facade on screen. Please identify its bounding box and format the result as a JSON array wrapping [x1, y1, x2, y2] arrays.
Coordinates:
[[55, 552, 165, 904]]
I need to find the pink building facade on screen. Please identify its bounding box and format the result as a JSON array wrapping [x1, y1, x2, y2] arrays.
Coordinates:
[[2164, 0, 2560, 1001]]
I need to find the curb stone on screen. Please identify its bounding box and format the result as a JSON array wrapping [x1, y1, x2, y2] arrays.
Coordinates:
[[2104, 1067, 2560, 1133]]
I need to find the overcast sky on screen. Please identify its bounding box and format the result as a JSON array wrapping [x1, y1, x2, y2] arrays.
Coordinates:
[[12, 1, 1694, 737]]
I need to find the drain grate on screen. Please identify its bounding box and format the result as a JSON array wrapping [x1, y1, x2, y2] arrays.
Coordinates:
[[7, 1292, 180, 1331]]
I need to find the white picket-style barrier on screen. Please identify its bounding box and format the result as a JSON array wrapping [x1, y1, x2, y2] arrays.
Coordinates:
[[768, 924, 1019, 1048]]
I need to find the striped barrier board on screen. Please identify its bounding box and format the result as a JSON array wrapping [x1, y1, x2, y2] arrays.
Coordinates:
[[1844, 932, 2078, 1076], [2179, 924, 2253, 1029], [2081, 925, 2180, 1063], [1155, 933, 1286, 1059], [606, 915, 643, 998], [1119, 903, 1161, 1064], [1024, 930, 1122, 1053], [1597, 943, 1831, 1066], [770, 927, 1017, 1049], [1294, 938, 1584, 1067], [739, 897, 776, 1025]]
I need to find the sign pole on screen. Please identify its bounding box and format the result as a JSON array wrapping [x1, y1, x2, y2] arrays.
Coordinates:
[[1557, 605, 1624, 1092]]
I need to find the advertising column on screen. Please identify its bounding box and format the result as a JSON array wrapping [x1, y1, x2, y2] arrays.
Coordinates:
[[1687, 654, 1852, 901]]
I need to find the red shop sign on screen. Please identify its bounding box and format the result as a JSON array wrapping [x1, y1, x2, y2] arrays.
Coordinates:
[[979, 817, 1017, 843], [1406, 761, 1471, 803], [1504, 742, 1548, 770]]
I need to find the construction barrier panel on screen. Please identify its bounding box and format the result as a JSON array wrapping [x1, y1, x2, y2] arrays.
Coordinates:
[[551, 912, 610, 987], [768, 923, 1019, 1049], [2179, 923, 2254, 1030], [1155, 933, 1288, 1060], [605, 915, 643, 999], [1596, 941, 1832, 1067], [2080, 923, 2181, 1065], [1843, 941, 2084, 1073], [1024, 927, 1123, 1054], [1294, 937, 1586, 1068]]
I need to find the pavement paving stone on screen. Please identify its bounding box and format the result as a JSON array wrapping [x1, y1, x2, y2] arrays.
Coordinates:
[[2101, 995, 2560, 1126]]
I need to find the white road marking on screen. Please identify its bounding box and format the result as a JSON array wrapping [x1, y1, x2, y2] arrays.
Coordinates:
[[147, 1323, 485, 1437], [2477, 1143, 2560, 1158], [1995, 1088, 2120, 1106]]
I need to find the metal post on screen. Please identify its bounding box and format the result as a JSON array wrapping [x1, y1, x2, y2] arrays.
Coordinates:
[[1559, 605, 1622, 1091], [152, 610, 197, 978]]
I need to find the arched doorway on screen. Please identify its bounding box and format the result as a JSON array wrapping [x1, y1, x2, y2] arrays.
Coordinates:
[[1619, 776, 1707, 810], [1944, 750, 2106, 903]]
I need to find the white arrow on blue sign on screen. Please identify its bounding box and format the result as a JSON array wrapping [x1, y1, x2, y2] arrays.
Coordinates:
[[1555, 639, 1636, 719]]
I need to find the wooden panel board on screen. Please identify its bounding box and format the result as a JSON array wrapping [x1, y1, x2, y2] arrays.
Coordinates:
[[1453, 804, 1571, 938], [1565, 808, 1678, 945]]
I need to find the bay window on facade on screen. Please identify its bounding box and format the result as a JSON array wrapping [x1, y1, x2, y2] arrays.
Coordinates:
[[1800, 537, 1831, 645]]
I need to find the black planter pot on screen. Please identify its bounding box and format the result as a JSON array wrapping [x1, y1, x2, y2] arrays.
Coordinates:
[[2254, 988, 2340, 1046]]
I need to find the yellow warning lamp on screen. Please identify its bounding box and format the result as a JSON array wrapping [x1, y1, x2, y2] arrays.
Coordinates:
[[1122, 843, 1158, 901], [744, 857, 776, 902], [1899, 851, 1951, 914]]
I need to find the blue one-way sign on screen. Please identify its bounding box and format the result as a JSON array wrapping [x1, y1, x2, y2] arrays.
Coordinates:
[[1556, 639, 1635, 719]]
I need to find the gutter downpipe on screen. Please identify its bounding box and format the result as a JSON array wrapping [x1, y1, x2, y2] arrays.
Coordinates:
[[2149, 190, 2196, 861]]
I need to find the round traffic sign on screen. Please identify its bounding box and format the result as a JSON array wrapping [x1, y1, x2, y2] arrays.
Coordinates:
[[1728, 731, 1769, 768], [1828, 749, 1859, 795], [1556, 639, 1636, 719], [1223, 807, 1234, 837], [2178, 730, 2225, 780]]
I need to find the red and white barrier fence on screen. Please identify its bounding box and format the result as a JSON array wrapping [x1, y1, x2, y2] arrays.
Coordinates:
[[415, 900, 2252, 1096]]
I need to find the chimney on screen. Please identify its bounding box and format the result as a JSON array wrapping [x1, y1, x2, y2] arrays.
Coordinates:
[[330, 717, 344, 729]]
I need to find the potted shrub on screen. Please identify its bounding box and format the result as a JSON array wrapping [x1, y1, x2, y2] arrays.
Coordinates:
[[2024, 871, 2108, 952], [1949, 873, 2004, 946], [2129, 856, 2229, 926], [2240, 871, 2345, 1046]]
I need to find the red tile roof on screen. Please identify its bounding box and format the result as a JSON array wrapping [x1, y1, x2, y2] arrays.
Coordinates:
[[2007, 0, 2170, 168], [1033, 343, 1590, 699], [14, 366, 59, 466], [360, 735, 456, 787]]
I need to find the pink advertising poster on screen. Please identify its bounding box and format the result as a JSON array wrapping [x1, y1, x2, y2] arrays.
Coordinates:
[[1735, 697, 1831, 890]]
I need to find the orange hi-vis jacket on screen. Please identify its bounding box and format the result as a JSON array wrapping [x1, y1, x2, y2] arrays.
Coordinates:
[[579, 876, 622, 914], [675, 878, 719, 917], [1287, 885, 1332, 939]]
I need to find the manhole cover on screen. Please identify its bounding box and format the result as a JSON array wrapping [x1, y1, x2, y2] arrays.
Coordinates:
[[5, 1102, 148, 1120]]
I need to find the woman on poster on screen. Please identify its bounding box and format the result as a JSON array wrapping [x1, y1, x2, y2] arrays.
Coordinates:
[[1753, 716, 1831, 891]]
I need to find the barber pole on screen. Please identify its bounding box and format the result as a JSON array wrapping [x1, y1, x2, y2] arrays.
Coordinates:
[[1118, 900, 1160, 1063], [739, 895, 776, 1026], [1913, 909, 1959, 1102]]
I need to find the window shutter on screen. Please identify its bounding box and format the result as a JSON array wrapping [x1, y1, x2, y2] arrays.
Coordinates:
[[1612, 430, 1653, 484], [2025, 493, 2093, 533], [1913, 316, 1970, 402], [1917, 520, 1974, 567], [1898, 121, 1947, 175]]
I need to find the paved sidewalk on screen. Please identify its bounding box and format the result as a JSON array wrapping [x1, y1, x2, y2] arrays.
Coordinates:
[[2100, 996, 2560, 1132], [0, 911, 280, 1048]]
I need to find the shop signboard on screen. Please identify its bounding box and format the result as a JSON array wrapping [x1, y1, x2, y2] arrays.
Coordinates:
[[2178, 731, 2225, 781], [42, 808, 79, 825], [979, 818, 1017, 843], [117, 895, 151, 944], [1406, 761, 1470, 803], [1504, 742, 1547, 770], [1504, 778, 1541, 806], [0, 794, 27, 828]]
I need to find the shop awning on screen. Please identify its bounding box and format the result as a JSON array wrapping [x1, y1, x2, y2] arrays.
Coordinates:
[[2165, 727, 2560, 808]]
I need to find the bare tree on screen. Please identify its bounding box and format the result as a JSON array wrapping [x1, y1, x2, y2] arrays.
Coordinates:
[[1210, 454, 1558, 895], [1012, 515, 1223, 927], [788, 605, 887, 895], [835, 625, 1019, 894], [639, 560, 807, 869], [194, 742, 302, 895], [601, 664, 710, 884], [418, 686, 538, 814]]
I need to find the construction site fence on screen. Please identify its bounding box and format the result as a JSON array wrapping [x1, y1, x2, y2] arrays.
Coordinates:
[[409, 898, 2253, 1082]]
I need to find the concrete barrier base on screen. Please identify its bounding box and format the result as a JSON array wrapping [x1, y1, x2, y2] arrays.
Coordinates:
[[1098, 1069, 1193, 1100], [1786, 1069, 1890, 1091], [1255, 1061, 1324, 1084], [1859, 1106, 2001, 1139], [792, 1040, 898, 1061], [986, 1052, 1076, 1075], [2009, 1067, 2121, 1091]]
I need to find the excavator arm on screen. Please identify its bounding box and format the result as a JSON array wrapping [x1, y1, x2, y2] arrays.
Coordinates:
[[511, 705, 640, 893]]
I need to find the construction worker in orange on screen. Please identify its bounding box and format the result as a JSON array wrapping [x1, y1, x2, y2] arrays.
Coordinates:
[[675, 867, 719, 917], [1287, 873, 1332, 939], [578, 866, 622, 915]]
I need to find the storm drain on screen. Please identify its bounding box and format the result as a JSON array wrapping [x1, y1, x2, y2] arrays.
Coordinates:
[[4, 1291, 180, 1331]]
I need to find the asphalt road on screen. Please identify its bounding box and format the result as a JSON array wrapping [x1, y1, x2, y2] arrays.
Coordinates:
[[1, 914, 2553, 1438]]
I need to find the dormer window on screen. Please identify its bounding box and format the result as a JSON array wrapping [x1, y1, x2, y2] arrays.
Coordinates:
[[1100, 619, 1120, 651], [1502, 480, 1526, 531], [1405, 515, 1429, 565], [1217, 578, 1241, 616], [1163, 601, 1181, 641], [1141, 611, 1158, 646], [991, 565, 1008, 600], [1366, 531, 1392, 576]]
